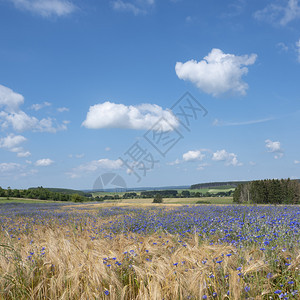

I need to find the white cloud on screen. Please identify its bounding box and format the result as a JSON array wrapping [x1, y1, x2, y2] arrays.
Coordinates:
[[0, 162, 21, 173], [57, 107, 69, 112], [82, 101, 179, 131], [0, 134, 26, 149], [294, 160, 300, 164], [68, 158, 123, 178], [31, 101, 51, 111], [212, 149, 242, 166], [296, 39, 300, 62], [197, 163, 209, 170], [112, 0, 154, 15], [35, 158, 54, 166], [167, 158, 181, 166], [277, 42, 289, 52], [183, 150, 205, 162], [175, 48, 257, 97], [254, 0, 300, 26], [17, 151, 31, 157], [213, 117, 274, 127], [0, 84, 24, 112], [0, 84, 68, 133], [9, 0, 76, 17], [265, 139, 284, 159]]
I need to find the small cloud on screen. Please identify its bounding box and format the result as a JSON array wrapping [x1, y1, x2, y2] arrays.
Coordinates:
[[249, 161, 256, 166], [105, 147, 111, 151], [212, 149, 242, 166], [17, 151, 31, 157], [294, 160, 300, 164], [213, 117, 274, 127], [9, 0, 77, 18], [296, 39, 300, 62], [183, 150, 205, 162], [75, 153, 84, 158], [35, 158, 54, 166], [112, 0, 154, 15], [167, 158, 181, 166], [0, 162, 21, 173], [67, 158, 123, 178], [82, 101, 179, 132], [254, 0, 300, 26], [265, 139, 284, 159], [0, 84, 68, 133], [30, 101, 51, 111], [197, 163, 209, 170], [0, 133, 27, 150], [57, 107, 69, 112], [277, 42, 289, 52], [175, 48, 257, 97]]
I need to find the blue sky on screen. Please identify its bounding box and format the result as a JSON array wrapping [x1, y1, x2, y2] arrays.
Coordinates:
[[0, 0, 300, 190]]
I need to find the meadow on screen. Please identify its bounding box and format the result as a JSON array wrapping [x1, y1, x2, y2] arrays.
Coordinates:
[[0, 202, 299, 299]]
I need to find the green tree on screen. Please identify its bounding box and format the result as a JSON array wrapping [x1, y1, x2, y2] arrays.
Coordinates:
[[153, 194, 163, 203], [72, 194, 84, 203]]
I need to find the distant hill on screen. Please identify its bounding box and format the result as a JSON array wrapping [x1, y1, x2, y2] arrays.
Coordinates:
[[83, 185, 190, 193], [191, 179, 300, 190]]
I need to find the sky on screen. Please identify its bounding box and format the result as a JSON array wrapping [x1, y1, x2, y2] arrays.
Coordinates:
[[0, 0, 300, 190]]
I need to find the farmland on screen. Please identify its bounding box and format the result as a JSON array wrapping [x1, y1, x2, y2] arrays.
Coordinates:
[[0, 202, 299, 299]]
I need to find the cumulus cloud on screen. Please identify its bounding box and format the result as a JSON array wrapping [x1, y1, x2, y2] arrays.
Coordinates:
[[0, 84, 67, 133], [182, 150, 205, 162], [68, 158, 123, 178], [212, 149, 242, 166], [35, 158, 54, 166], [82, 101, 179, 131], [0, 133, 30, 157], [9, 0, 76, 17], [175, 48, 257, 97], [265, 139, 284, 159], [0, 134, 26, 149], [254, 0, 300, 26], [0, 84, 24, 112], [112, 0, 154, 15]]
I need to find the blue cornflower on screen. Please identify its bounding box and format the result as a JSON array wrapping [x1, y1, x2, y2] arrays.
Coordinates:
[[212, 292, 217, 297], [244, 286, 250, 293], [274, 290, 282, 294], [267, 273, 273, 279], [288, 281, 294, 284], [202, 295, 207, 299], [104, 290, 109, 296]]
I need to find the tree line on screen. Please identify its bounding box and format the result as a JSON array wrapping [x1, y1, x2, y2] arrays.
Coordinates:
[[233, 179, 300, 204], [0, 186, 91, 202]]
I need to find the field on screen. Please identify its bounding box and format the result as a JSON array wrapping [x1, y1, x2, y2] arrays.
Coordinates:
[[102, 197, 233, 205], [0, 202, 299, 299]]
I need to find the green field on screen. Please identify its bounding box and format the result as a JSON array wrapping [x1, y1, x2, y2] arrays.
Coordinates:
[[0, 197, 61, 204]]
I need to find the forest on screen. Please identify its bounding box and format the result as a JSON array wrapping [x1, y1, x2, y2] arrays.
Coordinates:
[[233, 178, 300, 204]]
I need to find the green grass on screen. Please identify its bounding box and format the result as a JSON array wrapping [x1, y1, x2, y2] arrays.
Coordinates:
[[0, 197, 61, 204]]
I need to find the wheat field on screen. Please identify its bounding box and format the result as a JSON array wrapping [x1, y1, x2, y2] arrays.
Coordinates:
[[0, 203, 299, 299]]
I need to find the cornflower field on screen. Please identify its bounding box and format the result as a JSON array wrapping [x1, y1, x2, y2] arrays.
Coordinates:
[[0, 203, 299, 299]]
